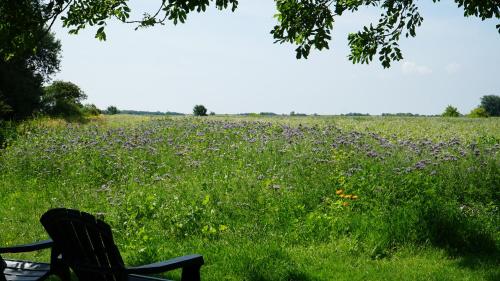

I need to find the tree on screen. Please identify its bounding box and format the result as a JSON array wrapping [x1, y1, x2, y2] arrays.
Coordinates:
[[42, 80, 87, 117], [442, 105, 460, 117], [193, 105, 208, 116], [82, 104, 101, 116], [1, 1, 62, 120], [106, 106, 120, 115], [0, 33, 61, 120], [480, 95, 500, 116], [2, 1, 499, 68], [468, 107, 489, 118]]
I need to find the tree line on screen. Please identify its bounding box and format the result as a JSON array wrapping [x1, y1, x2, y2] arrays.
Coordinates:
[[442, 95, 500, 117]]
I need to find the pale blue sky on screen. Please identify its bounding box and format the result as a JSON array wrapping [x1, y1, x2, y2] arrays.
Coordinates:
[[52, 1, 500, 115]]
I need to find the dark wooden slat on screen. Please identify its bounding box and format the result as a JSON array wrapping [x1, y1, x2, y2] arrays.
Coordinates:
[[2, 260, 50, 281], [4, 268, 47, 276], [5, 275, 45, 281], [128, 274, 173, 281], [0, 256, 6, 281], [0, 241, 53, 254], [68, 210, 111, 281], [40, 208, 203, 281], [4, 261, 50, 272], [41, 208, 126, 281], [79, 211, 122, 281]]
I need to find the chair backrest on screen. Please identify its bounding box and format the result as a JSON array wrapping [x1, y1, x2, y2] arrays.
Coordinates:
[[40, 208, 126, 281]]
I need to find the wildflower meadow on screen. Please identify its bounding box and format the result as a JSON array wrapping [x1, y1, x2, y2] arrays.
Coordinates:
[[0, 115, 498, 280]]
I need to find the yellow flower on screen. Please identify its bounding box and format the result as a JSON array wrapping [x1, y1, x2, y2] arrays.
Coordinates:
[[352, 195, 359, 200], [336, 189, 344, 195]]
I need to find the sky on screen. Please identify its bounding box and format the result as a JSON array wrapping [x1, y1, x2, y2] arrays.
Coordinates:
[[52, 1, 500, 115]]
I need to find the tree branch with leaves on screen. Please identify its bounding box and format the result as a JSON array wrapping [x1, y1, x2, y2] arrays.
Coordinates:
[[1, 0, 499, 67]]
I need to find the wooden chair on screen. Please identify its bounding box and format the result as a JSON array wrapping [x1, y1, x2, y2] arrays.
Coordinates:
[[40, 208, 204, 281], [0, 239, 68, 281]]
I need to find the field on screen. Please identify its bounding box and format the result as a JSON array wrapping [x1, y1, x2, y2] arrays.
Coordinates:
[[0, 115, 499, 280]]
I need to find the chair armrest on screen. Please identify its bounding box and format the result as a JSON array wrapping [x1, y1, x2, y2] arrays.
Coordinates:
[[0, 239, 53, 254], [126, 254, 204, 275]]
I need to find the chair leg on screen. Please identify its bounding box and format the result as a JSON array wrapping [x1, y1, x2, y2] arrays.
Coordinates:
[[180, 265, 201, 281], [52, 265, 71, 281], [0, 256, 7, 281], [50, 248, 71, 281]]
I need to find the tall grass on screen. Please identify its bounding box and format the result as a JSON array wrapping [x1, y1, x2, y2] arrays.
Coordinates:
[[0, 116, 498, 280]]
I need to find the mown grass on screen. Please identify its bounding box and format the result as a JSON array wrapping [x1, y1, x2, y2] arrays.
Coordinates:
[[1, 115, 499, 280]]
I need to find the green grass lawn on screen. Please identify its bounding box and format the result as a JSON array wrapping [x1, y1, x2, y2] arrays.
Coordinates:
[[1, 115, 499, 280]]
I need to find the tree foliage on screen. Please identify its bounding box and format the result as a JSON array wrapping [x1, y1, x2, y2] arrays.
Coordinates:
[[82, 103, 102, 116], [42, 80, 87, 117], [193, 104, 208, 116], [106, 106, 120, 115], [0, 33, 61, 120], [468, 106, 489, 118], [2, 1, 499, 68], [442, 105, 460, 117], [1, 1, 62, 120], [480, 95, 500, 117]]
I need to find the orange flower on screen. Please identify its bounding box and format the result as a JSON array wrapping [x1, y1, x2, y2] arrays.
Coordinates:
[[336, 189, 344, 195], [344, 194, 353, 199], [352, 195, 359, 200]]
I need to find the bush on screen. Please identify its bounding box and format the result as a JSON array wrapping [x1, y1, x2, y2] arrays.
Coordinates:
[[41, 81, 87, 118], [82, 104, 101, 116], [442, 105, 460, 117], [468, 107, 489, 118], [193, 105, 207, 116]]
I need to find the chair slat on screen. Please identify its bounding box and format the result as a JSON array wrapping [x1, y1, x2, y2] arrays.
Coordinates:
[[40, 208, 202, 281], [4, 261, 50, 272], [41, 208, 126, 281], [2, 260, 51, 281]]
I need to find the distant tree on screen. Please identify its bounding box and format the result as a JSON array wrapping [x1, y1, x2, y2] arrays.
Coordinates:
[[209, 111, 215, 116], [106, 106, 119, 115], [480, 95, 500, 116], [260, 112, 278, 116], [41, 81, 87, 117], [193, 105, 207, 116], [82, 104, 101, 116], [468, 107, 489, 118], [342, 113, 370, 116], [382, 113, 420, 117], [165, 111, 185, 116], [290, 111, 296, 116], [442, 105, 460, 117]]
